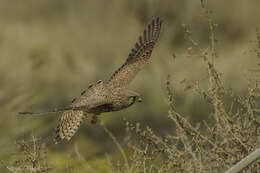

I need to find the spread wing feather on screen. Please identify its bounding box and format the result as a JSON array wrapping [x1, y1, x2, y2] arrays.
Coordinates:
[[107, 17, 163, 88], [54, 110, 85, 144], [54, 83, 110, 144]]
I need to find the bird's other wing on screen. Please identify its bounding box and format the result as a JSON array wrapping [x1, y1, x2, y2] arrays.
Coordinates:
[[54, 110, 85, 144], [107, 17, 163, 88], [54, 95, 109, 144], [54, 83, 111, 144]]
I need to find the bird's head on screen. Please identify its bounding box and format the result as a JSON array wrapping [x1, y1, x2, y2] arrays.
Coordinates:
[[122, 89, 142, 105], [128, 95, 142, 105], [113, 88, 141, 104]]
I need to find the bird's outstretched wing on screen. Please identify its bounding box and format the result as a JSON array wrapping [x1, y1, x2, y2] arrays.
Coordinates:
[[54, 82, 110, 144], [107, 17, 163, 88], [54, 110, 85, 144]]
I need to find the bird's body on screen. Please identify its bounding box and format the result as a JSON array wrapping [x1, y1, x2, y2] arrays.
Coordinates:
[[19, 17, 163, 144], [70, 81, 140, 114]]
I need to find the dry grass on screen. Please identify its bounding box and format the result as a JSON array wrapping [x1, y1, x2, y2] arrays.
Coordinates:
[[3, 136, 51, 173], [122, 4, 260, 173]]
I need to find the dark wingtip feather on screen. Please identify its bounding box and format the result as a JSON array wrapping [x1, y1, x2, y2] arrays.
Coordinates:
[[135, 43, 140, 49], [157, 17, 163, 29], [143, 29, 147, 42], [139, 36, 143, 45], [151, 18, 155, 35], [156, 16, 162, 23], [156, 17, 159, 24], [152, 16, 163, 41], [147, 24, 151, 41], [152, 18, 155, 27], [107, 16, 163, 87], [139, 16, 163, 44]]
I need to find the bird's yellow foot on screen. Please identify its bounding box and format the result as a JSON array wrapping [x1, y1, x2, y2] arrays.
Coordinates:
[[91, 115, 99, 124]]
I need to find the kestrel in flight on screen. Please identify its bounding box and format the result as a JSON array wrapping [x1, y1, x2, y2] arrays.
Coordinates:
[[19, 17, 163, 144]]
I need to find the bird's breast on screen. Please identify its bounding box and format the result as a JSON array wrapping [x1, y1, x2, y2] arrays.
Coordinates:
[[88, 97, 136, 114]]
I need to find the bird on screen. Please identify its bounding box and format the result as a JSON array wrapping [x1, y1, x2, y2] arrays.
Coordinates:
[[19, 17, 163, 144]]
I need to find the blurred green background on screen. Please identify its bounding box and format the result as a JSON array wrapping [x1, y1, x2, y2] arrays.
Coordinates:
[[1, 0, 260, 172]]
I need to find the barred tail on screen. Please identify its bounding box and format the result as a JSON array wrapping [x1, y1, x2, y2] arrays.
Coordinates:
[[18, 107, 80, 115]]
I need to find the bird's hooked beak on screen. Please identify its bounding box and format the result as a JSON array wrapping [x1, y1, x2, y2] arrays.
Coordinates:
[[137, 96, 142, 102]]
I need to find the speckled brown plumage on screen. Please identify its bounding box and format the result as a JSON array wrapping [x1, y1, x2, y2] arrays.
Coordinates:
[[54, 110, 85, 144], [19, 17, 163, 144], [107, 17, 163, 88]]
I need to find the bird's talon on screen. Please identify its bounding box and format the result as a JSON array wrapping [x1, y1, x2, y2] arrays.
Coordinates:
[[91, 115, 99, 124]]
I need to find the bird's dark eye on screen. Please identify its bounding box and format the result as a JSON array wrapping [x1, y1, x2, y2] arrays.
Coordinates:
[[131, 96, 136, 102], [97, 80, 103, 84]]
